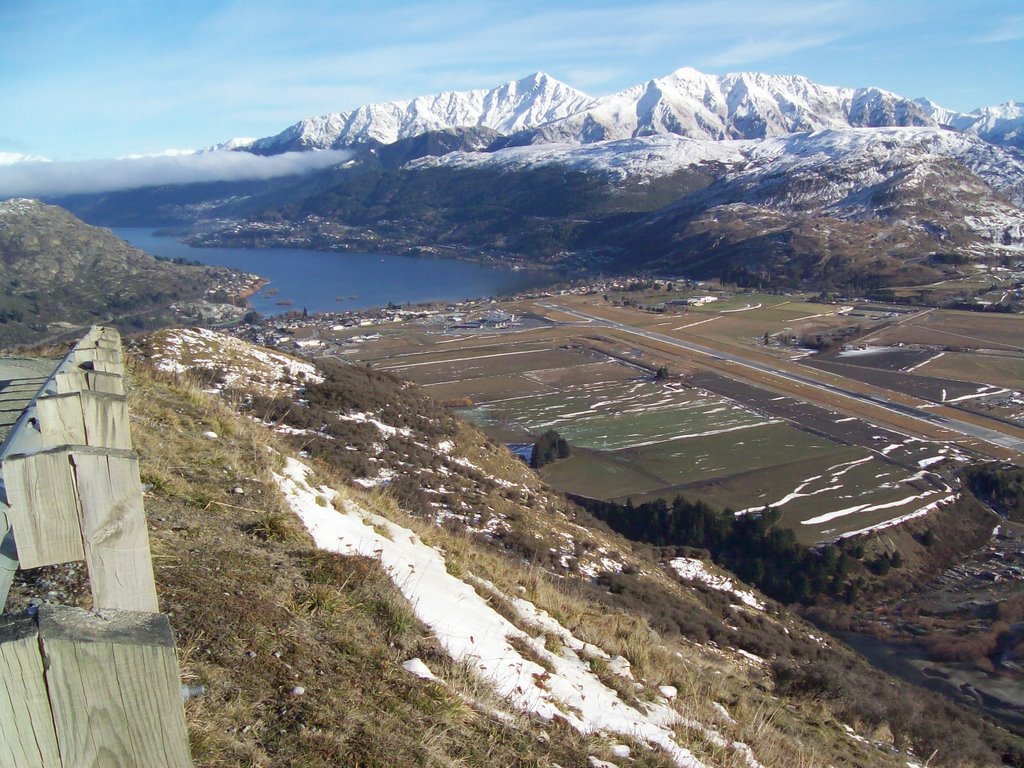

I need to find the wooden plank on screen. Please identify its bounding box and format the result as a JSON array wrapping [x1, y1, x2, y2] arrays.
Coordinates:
[[84, 371, 125, 396], [38, 605, 192, 768], [3, 449, 85, 568], [70, 450, 158, 612], [34, 394, 88, 447], [51, 370, 87, 396], [70, 346, 121, 367], [0, 614, 62, 768], [23, 392, 130, 450], [80, 393, 132, 450], [87, 360, 123, 376]]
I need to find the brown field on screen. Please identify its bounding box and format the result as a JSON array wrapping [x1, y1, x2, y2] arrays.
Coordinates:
[[916, 352, 1024, 389], [864, 309, 1024, 352]]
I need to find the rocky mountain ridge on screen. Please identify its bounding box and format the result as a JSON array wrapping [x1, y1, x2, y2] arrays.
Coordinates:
[[246, 72, 594, 155], [241, 66, 1022, 153], [916, 98, 1024, 149]]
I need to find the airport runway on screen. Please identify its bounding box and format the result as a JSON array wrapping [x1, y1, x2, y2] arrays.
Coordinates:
[[541, 302, 1024, 456]]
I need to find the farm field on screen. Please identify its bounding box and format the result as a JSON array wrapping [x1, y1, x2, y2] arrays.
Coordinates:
[[617, 450, 954, 545], [458, 380, 771, 452], [803, 357, 996, 403], [342, 295, 1011, 544], [914, 352, 1024, 390], [376, 345, 587, 384], [862, 309, 1024, 352]]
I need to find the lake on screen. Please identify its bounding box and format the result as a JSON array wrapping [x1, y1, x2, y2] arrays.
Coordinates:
[[112, 228, 557, 316]]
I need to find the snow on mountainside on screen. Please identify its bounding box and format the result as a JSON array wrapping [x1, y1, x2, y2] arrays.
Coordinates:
[[416, 126, 1024, 248], [742, 127, 1024, 209], [505, 67, 935, 146], [407, 134, 748, 182], [712, 128, 1024, 244], [916, 97, 1024, 149], [247, 72, 594, 154], [418, 126, 1024, 205]]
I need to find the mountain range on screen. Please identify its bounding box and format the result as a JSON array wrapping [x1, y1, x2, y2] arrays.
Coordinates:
[[46, 66, 1024, 294], [242, 67, 1023, 154]]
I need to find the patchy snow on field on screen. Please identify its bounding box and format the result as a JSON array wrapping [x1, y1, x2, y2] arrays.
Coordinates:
[[275, 456, 769, 768], [668, 558, 765, 611], [733, 456, 872, 515]]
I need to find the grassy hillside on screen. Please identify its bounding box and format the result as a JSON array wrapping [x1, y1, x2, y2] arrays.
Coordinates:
[[0, 199, 251, 348], [10, 331, 1021, 766]]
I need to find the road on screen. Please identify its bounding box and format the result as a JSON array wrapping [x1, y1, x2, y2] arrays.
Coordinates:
[[540, 302, 1024, 456]]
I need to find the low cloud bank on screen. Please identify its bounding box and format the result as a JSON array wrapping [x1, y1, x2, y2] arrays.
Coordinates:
[[0, 149, 352, 198]]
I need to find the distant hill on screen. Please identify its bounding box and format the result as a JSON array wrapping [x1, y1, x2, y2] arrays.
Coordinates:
[[0, 198, 248, 348]]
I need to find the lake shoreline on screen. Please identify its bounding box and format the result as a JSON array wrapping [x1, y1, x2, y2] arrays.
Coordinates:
[[114, 228, 560, 317]]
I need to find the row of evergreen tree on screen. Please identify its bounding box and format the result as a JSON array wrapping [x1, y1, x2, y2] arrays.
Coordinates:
[[572, 494, 858, 605]]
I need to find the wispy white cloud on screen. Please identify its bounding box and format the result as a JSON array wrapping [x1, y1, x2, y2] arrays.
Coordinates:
[[705, 33, 843, 68], [0, 149, 351, 199], [972, 14, 1024, 43]]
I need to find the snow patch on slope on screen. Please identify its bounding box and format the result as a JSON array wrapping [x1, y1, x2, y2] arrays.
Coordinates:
[[275, 456, 772, 767], [668, 558, 765, 611], [145, 327, 322, 396]]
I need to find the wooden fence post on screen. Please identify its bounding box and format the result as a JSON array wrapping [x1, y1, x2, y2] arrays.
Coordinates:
[[3, 448, 87, 568], [39, 605, 192, 768], [1, 326, 194, 766], [70, 449, 158, 613], [0, 613, 62, 768]]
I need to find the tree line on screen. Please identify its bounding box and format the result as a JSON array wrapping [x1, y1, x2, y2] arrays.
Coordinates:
[[572, 494, 859, 605]]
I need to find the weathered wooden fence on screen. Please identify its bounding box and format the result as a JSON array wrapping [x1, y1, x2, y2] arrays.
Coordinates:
[[0, 327, 193, 767]]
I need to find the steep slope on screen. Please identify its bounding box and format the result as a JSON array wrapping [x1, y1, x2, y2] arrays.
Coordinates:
[[502, 67, 934, 146], [581, 128, 1024, 287], [90, 327, 1024, 766], [0, 198, 253, 348], [247, 72, 594, 154]]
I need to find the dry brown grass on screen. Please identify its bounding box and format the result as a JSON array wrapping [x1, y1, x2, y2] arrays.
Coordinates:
[[127, 359, 668, 767], [113, 354, 942, 767]]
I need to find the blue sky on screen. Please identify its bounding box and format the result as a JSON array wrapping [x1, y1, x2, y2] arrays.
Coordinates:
[[1, 0, 1021, 160]]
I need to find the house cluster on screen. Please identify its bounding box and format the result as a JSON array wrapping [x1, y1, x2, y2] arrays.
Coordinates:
[[667, 295, 718, 307]]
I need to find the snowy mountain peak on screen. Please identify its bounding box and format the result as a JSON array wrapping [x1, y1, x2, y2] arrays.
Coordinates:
[[243, 68, 1023, 155], [247, 73, 593, 155], [915, 97, 1024, 149], [521, 67, 937, 146]]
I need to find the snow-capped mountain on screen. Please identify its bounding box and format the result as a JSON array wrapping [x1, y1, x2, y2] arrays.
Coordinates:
[[916, 98, 1024, 149], [247, 72, 593, 154], [241, 67, 1021, 159], [512, 67, 935, 146]]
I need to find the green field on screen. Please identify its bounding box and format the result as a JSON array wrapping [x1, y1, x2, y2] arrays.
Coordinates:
[[458, 380, 770, 452]]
